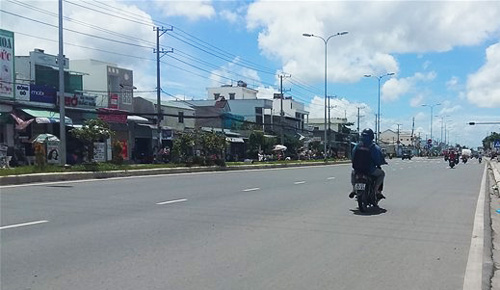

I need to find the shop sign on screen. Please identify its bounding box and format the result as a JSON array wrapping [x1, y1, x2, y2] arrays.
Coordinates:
[[0, 29, 14, 99], [97, 108, 127, 123], [15, 83, 30, 101], [109, 93, 118, 109], [64, 93, 96, 109], [30, 84, 56, 104], [93, 142, 106, 162]]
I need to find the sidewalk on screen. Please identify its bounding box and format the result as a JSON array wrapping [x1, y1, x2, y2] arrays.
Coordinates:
[[489, 160, 500, 290]]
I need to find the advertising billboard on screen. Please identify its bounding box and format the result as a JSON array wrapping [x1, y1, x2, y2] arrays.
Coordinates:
[[0, 29, 14, 99]]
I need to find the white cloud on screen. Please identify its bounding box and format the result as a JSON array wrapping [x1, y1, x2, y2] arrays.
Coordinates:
[[155, 0, 215, 21], [305, 96, 373, 130], [220, 10, 238, 23], [381, 72, 435, 102], [439, 105, 462, 115], [410, 94, 425, 107], [446, 76, 460, 91], [246, 1, 500, 84], [209, 57, 262, 88], [466, 42, 500, 108]]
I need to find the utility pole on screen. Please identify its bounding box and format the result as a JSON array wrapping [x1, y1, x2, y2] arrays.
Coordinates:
[[411, 117, 415, 148], [58, 0, 66, 166], [327, 96, 337, 156], [356, 106, 365, 141], [396, 123, 402, 155], [153, 26, 173, 153], [279, 73, 291, 145]]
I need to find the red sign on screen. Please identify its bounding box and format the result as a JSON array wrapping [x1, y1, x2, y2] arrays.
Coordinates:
[[109, 94, 119, 109], [97, 108, 127, 124]]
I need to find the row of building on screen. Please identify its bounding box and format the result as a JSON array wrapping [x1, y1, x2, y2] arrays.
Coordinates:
[[0, 30, 352, 164]]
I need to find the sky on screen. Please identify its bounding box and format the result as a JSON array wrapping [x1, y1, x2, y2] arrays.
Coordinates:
[[2, 0, 500, 148]]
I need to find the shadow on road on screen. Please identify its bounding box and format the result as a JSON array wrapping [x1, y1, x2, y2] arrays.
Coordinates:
[[43, 185, 74, 188], [350, 207, 387, 216]]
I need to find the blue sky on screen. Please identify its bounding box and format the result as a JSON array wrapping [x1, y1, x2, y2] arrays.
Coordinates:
[[3, 0, 500, 148]]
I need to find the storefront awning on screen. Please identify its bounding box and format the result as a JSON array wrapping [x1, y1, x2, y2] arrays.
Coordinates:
[[21, 109, 73, 125], [128, 115, 149, 123], [226, 137, 245, 143]]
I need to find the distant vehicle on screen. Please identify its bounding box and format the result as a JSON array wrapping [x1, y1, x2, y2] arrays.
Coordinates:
[[401, 150, 413, 160]]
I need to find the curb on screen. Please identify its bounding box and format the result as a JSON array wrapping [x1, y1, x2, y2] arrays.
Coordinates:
[[0, 161, 351, 186]]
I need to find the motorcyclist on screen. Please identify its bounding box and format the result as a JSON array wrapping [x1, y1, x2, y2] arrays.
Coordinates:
[[449, 150, 457, 164], [349, 128, 387, 200]]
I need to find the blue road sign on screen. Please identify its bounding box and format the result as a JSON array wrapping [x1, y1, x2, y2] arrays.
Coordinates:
[[494, 140, 500, 148]]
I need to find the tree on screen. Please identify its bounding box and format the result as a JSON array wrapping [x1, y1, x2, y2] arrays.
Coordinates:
[[483, 132, 500, 150], [70, 119, 114, 162], [247, 131, 274, 158]]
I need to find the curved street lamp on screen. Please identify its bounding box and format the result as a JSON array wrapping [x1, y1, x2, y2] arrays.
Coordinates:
[[303, 31, 348, 159], [364, 72, 395, 143]]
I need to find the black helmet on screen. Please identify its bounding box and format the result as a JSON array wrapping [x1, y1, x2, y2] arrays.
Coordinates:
[[361, 128, 374, 141]]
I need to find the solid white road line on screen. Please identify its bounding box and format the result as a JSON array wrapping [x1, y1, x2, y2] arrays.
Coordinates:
[[243, 188, 260, 192], [462, 165, 487, 290], [327, 177, 336, 180], [0, 220, 48, 230], [156, 198, 187, 205], [294, 181, 306, 185]]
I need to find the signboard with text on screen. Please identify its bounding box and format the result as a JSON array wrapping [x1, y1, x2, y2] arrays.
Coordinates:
[[0, 29, 14, 99], [93, 142, 106, 162], [15, 83, 30, 101], [30, 84, 57, 104]]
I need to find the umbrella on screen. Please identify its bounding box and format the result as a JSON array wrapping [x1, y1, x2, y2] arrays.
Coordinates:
[[272, 144, 287, 151], [31, 133, 60, 143]]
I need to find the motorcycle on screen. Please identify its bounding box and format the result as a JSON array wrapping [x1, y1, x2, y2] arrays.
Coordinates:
[[449, 156, 459, 168], [462, 156, 468, 164], [479, 157, 482, 164], [353, 172, 379, 212]]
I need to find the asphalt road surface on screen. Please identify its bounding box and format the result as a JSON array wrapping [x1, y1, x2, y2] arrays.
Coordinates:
[[1, 157, 486, 290]]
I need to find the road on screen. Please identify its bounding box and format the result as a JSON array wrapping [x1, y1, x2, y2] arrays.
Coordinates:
[[1, 157, 486, 290]]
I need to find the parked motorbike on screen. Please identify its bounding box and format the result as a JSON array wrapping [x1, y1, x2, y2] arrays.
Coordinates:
[[353, 172, 379, 212], [462, 156, 468, 164]]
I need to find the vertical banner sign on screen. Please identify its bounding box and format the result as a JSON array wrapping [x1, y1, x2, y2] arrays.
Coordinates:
[[0, 29, 14, 99], [93, 142, 106, 162], [46, 141, 60, 164]]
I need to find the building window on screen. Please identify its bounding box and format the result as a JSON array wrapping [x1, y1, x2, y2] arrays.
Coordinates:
[[256, 115, 263, 125], [214, 93, 220, 100], [255, 107, 262, 115], [229, 93, 235, 100], [178, 112, 184, 123]]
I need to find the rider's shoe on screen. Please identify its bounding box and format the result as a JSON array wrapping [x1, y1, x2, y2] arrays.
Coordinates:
[[349, 191, 356, 199], [376, 192, 386, 200]]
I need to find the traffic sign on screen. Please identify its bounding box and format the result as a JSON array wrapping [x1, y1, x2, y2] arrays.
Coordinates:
[[494, 140, 500, 148]]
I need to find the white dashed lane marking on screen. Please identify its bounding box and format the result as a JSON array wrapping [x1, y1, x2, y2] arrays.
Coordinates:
[[0, 220, 49, 230], [156, 198, 187, 205], [243, 188, 260, 192]]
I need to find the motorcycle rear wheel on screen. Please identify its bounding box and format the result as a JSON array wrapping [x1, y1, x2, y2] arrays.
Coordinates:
[[357, 195, 366, 212]]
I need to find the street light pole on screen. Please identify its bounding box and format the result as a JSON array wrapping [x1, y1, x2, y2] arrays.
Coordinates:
[[421, 103, 441, 144], [364, 72, 395, 143], [303, 31, 348, 160], [58, 0, 66, 166]]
